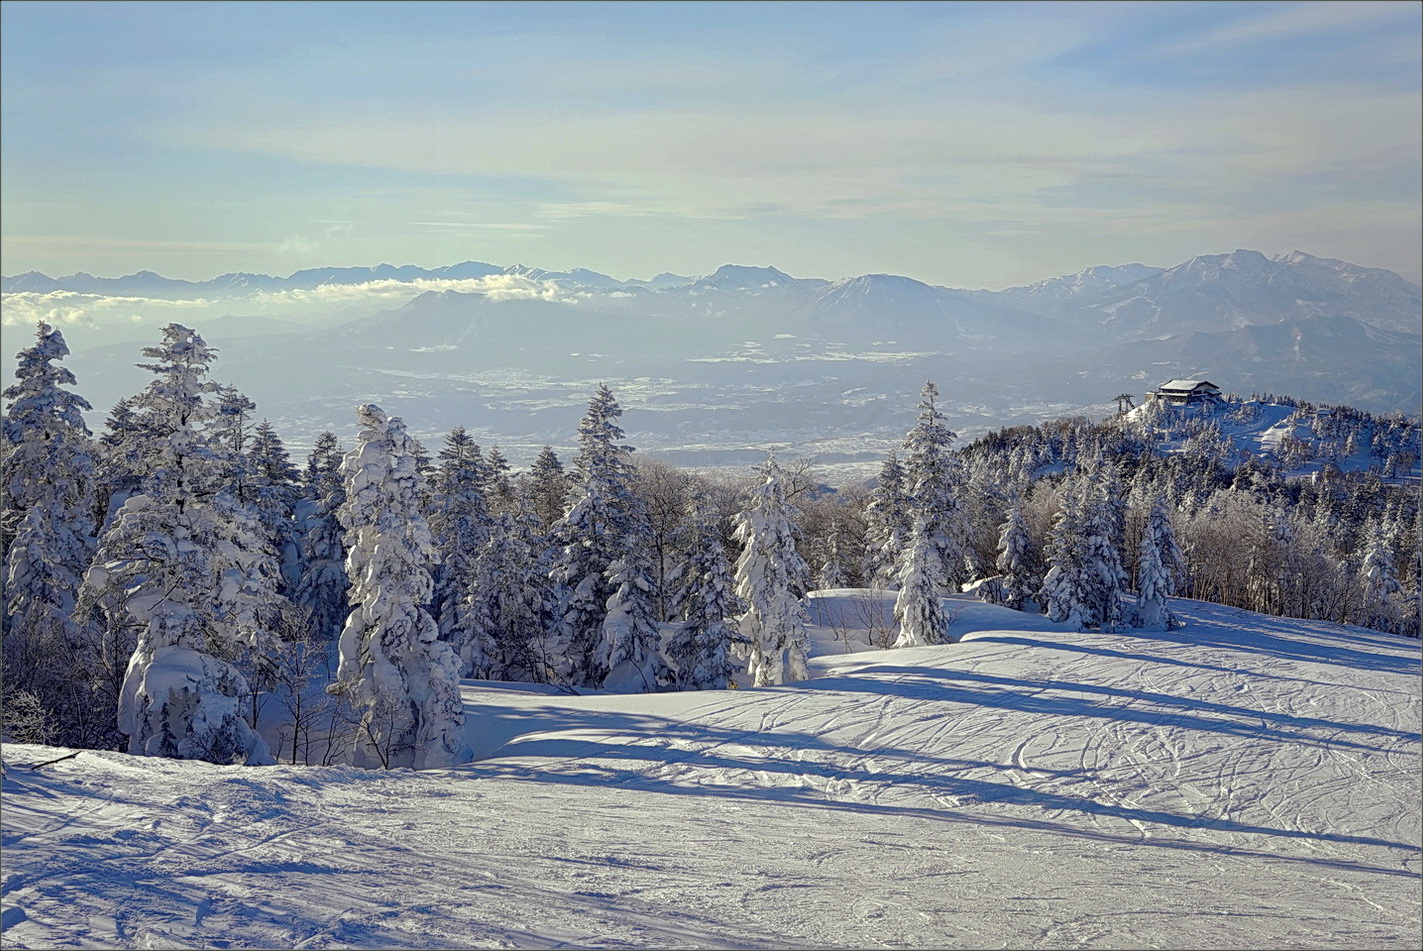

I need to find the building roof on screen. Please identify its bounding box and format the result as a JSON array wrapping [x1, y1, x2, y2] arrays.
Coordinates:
[[1157, 379, 1218, 392]]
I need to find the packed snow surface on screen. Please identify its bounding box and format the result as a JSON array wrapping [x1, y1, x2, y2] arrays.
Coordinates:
[[3, 595, 1419, 949]]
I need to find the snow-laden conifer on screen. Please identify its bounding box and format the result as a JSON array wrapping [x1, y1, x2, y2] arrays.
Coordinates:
[[527, 445, 570, 529], [817, 537, 847, 590], [293, 432, 348, 641], [669, 499, 744, 690], [466, 512, 554, 680], [429, 427, 495, 667], [994, 503, 1037, 611], [81, 325, 279, 764], [734, 457, 811, 685], [2, 323, 102, 745], [331, 404, 469, 769], [598, 542, 673, 692], [1359, 524, 1404, 634], [893, 517, 951, 647], [863, 449, 911, 587], [1083, 473, 1129, 633], [902, 382, 968, 588], [1040, 484, 1093, 630], [550, 385, 641, 686], [1134, 497, 1181, 631], [246, 419, 302, 595]]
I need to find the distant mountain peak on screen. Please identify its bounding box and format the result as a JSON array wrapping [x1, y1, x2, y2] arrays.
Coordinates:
[[695, 264, 796, 289]]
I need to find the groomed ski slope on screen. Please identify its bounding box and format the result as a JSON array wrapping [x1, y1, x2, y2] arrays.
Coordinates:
[[2, 594, 1419, 950]]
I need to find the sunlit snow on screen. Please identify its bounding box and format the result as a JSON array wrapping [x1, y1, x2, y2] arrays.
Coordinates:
[[3, 593, 1418, 949]]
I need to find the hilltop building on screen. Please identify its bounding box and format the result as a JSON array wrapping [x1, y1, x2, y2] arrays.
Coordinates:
[[1149, 379, 1222, 405]]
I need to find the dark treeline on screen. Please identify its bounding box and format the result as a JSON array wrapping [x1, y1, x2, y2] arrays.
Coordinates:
[[3, 322, 1418, 769]]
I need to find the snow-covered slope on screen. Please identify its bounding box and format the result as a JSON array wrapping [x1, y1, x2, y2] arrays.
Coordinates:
[[3, 595, 1418, 949], [801, 273, 1068, 345], [988, 262, 1165, 316]]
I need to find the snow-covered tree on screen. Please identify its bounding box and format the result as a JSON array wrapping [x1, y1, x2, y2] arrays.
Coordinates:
[[428, 427, 495, 665], [1040, 485, 1093, 630], [527, 445, 570, 529], [484, 446, 515, 512], [993, 502, 1037, 611], [94, 394, 156, 528], [1040, 476, 1129, 631], [668, 499, 744, 690], [902, 382, 968, 588], [1134, 497, 1181, 631], [466, 512, 555, 681], [1358, 523, 1404, 634], [331, 404, 469, 769], [734, 457, 811, 686], [817, 536, 848, 590], [80, 324, 279, 764], [549, 385, 642, 686], [1083, 474, 1129, 632], [598, 543, 672, 692], [863, 449, 911, 586], [2, 323, 102, 746], [246, 419, 302, 595], [893, 517, 951, 647], [293, 432, 348, 642]]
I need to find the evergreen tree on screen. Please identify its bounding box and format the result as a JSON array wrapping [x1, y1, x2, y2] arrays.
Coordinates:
[[893, 517, 951, 647], [2, 323, 104, 746], [549, 385, 641, 686], [1083, 473, 1128, 632], [485, 446, 515, 512], [330, 403, 469, 769], [293, 432, 349, 641], [467, 512, 555, 681], [734, 457, 811, 686], [863, 449, 911, 587], [93, 395, 154, 528], [429, 427, 495, 667], [1359, 523, 1403, 634], [668, 498, 744, 690], [1040, 484, 1094, 630], [598, 543, 672, 692], [817, 534, 848, 590], [902, 381, 968, 588], [247, 419, 302, 595], [80, 325, 279, 764], [994, 502, 1037, 611], [1134, 497, 1180, 631], [527, 445, 570, 529]]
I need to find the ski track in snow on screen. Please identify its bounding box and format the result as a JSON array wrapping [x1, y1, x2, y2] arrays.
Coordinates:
[[2, 596, 1419, 950]]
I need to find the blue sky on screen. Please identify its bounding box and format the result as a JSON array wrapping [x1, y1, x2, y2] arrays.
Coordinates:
[[2, 0, 1419, 287]]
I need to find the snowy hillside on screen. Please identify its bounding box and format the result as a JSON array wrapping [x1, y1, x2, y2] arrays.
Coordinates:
[[1130, 395, 1422, 482], [3, 594, 1418, 950]]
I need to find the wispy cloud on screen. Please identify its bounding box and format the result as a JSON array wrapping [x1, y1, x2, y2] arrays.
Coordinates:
[[1160, 1, 1412, 55]]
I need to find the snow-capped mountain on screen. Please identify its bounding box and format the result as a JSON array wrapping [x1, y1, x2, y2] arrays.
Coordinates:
[[801, 273, 1067, 345], [1059, 249, 1423, 338], [988, 262, 1165, 316]]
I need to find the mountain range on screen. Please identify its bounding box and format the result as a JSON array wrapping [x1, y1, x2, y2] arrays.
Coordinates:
[[4, 249, 1419, 472]]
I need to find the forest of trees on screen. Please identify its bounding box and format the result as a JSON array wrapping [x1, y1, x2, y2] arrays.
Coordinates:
[[3, 322, 1419, 768]]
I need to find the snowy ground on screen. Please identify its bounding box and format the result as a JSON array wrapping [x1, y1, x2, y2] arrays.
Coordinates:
[[3, 594, 1419, 950]]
